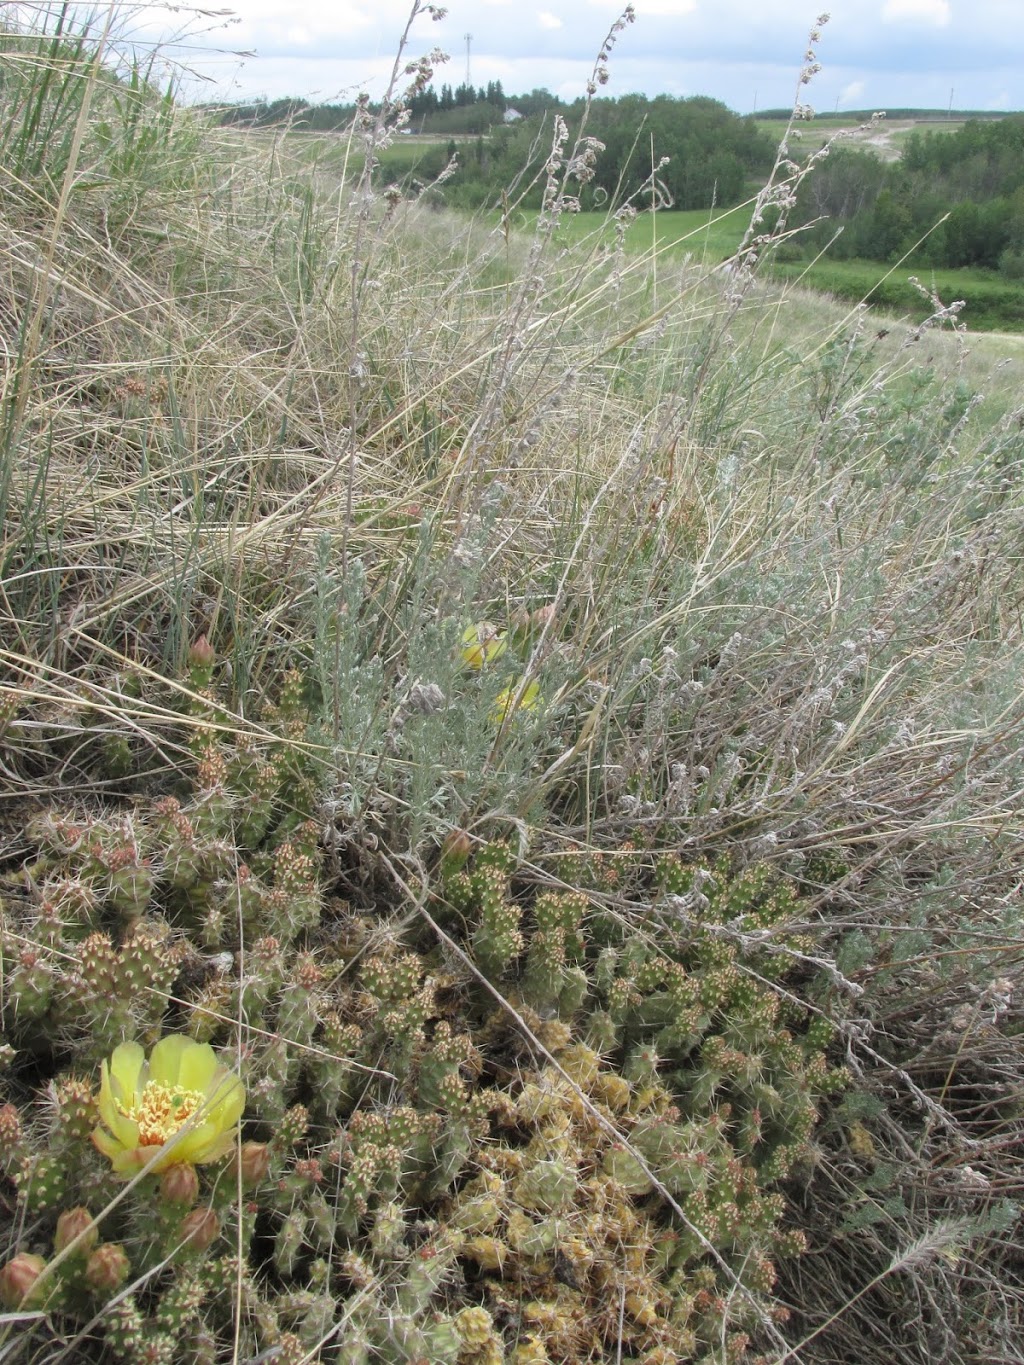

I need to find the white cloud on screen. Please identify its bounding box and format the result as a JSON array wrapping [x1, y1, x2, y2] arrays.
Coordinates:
[[632, 0, 698, 13], [214, 1, 380, 48], [840, 79, 866, 104], [538, 10, 564, 28], [881, 0, 952, 25]]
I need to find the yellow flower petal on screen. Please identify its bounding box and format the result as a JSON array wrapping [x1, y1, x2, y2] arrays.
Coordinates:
[[207, 1071, 245, 1128], [461, 622, 507, 669], [107, 1041, 146, 1101], [174, 1041, 220, 1095], [148, 1034, 193, 1087], [490, 679, 540, 724], [98, 1058, 144, 1148], [109, 1145, 152, 1177], [91, 1127, 128, 1160], [92, 1035, 246, 1179], [175, 1119, 225, 1165]]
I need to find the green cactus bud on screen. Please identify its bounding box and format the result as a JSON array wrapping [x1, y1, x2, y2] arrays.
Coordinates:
[[398, 1239, 456, 1316], [421, 1315, 463, 1363], [585, 1009, 619, 1053], [505, 1208, 557, 1257], [454, 1305, 499, 1352], [76, 931, 118, 997], [276, 953, 323, 1049], [444, 868, 476, 915], [451, 1193, 502, 1235], [155, 1267, 206, 1334], [101, 1295, 146, 1357], [15, 1152, 68, 1214], [474, 840, 517, 876], [274, 1210, 306, 1278], [188, 633, 216, 676], [513, 1156, 577, 1213], [0, 1104, 23, 1174], [472, 892, 523, 982], [52, 1077, 97, 1141], [6, 946, 54, 1021], [558, 965, 589, 1017], [558, 1043, 601, 1089], [118, 922, 179, 1006], [337, 1334, 373, 1365], [602, 1144, 654, 1195], [522, 930, 565, 1013], [271, 1104, 310, 1155], [104, 843, 155, 919], [512, 1334, 552, 1364]]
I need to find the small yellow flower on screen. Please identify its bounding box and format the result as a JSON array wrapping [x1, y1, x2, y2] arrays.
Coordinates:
[[490, 678, 540, 724], [461, 622, 507, 669], [92, 1036, 244, 1177]]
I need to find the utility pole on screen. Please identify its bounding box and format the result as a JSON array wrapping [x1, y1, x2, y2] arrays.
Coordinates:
[[465, 33, 473, 91]]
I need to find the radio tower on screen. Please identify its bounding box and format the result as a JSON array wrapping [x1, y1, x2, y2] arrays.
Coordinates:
[[465, 32, 473, 91]]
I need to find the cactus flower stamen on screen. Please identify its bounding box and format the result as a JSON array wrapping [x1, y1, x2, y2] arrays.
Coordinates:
[[92, 1036, 244, 1177]]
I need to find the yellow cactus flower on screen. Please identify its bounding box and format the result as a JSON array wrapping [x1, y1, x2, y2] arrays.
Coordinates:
[[460, 622, 507, 669], [92, 1036, 244, 1177], [490, 678, 540, 724]]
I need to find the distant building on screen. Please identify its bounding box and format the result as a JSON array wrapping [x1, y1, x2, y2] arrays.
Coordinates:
[[503, 108, 523, 124]]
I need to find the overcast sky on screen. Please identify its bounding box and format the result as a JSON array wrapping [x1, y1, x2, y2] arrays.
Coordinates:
[[145, 0, 1023, 114]]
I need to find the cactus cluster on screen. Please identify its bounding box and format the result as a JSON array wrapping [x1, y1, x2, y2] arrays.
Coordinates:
[[0, 655, 844, 1363]]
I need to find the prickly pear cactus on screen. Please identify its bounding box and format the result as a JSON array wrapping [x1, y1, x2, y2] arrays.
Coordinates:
[[0, 657, 843, 1363]]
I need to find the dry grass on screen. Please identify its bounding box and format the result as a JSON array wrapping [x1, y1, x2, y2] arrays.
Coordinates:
[[0, 6, 1022, 1364]]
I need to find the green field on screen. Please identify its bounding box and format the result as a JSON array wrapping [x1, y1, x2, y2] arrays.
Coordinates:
[[527, 202, 1021, 333], [533, 203, 1024, 333], [755, 115, 968, 160], [771, 256, 1024, 332], [544, 203, 752, 261], [219, 126, 461, 181]]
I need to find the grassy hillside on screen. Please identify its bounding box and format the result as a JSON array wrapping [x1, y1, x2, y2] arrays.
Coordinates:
[[1, 9, 1023, 1365], [226, 114, 1024, 334], [543, 206, 1024, 334]]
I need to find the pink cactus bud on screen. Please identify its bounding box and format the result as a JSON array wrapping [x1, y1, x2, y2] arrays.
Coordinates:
[[179, 1207, 220, 1252], [0, 1253, 47, 1308], [188, 635, 216, 671], [440, 828, 472, 875], [232, 1141, 271, 1188], [85, 1242, 130, 1293], [160, 1163, 200, 1207], [54, 1207, 99, 1255]]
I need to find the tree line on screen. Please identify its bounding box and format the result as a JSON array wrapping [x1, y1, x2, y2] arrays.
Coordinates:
[[790, 116, 1024, 278], [410, 94, 774, 211], [212, 87, 776, 214], [214, 82, 536, 138]]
